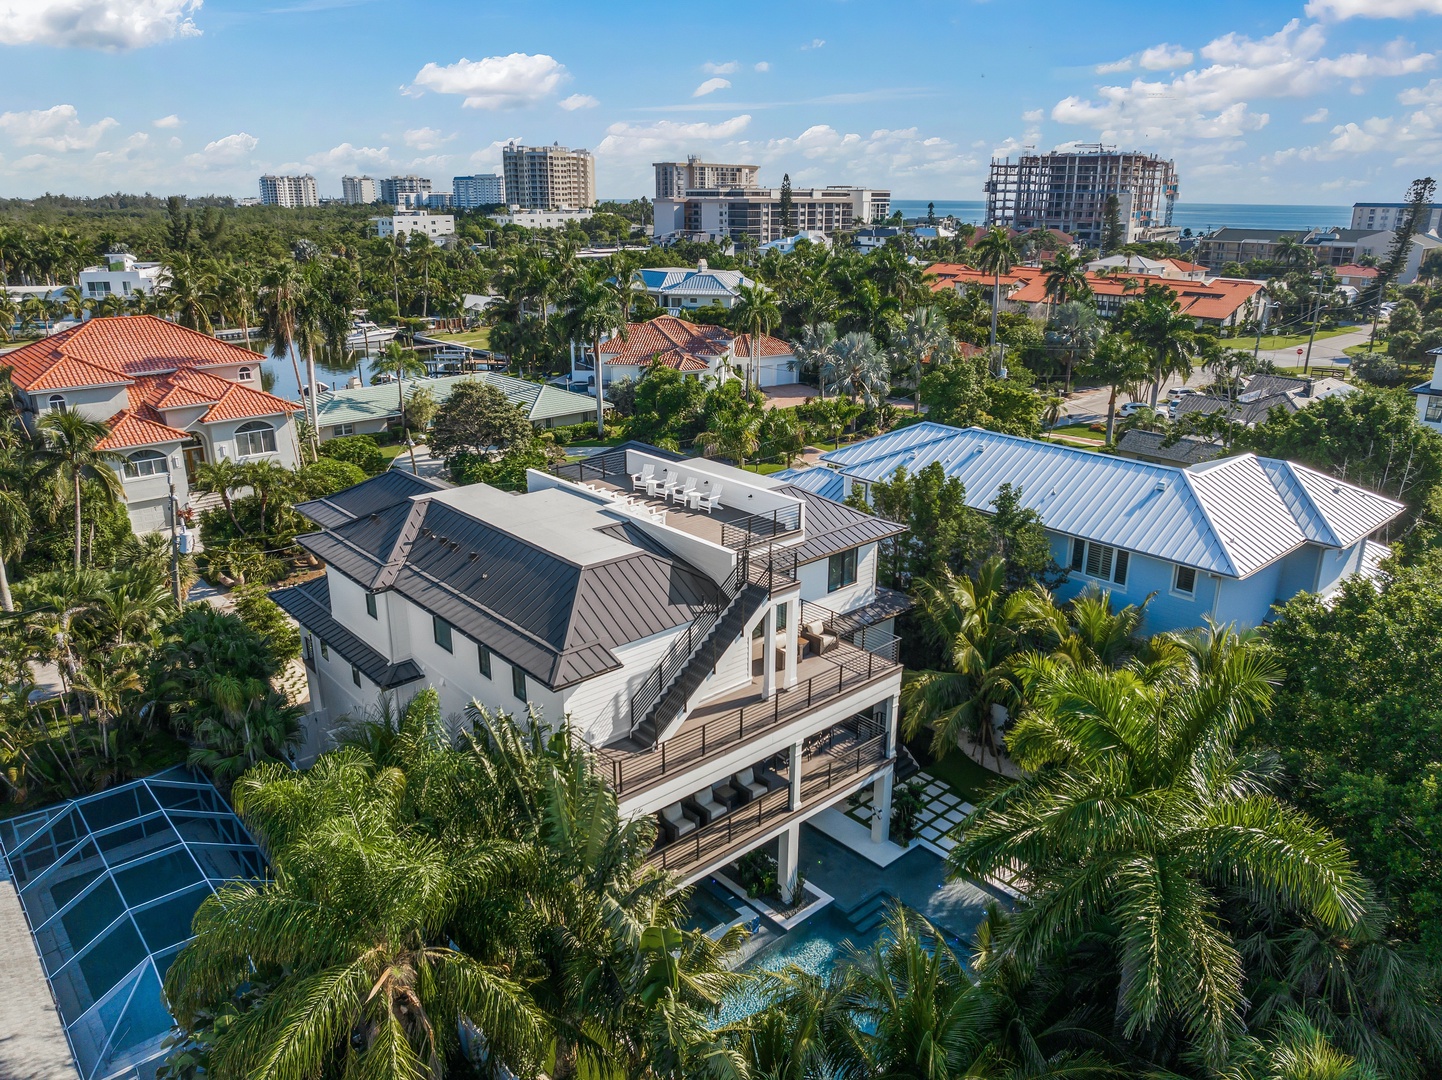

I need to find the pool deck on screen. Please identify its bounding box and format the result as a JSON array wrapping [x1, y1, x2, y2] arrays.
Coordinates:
[[0, 871, 78, 1080]]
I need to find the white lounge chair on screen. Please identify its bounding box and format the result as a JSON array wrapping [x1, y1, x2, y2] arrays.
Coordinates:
[[734, 767, 768, 801], [660, 803, 696, 839], [691, 788, 727, 823], [671, 477, 697, 505], [630, 463, 655, 491], [697, 483, 723, 513], [660, 469, 683, 499]]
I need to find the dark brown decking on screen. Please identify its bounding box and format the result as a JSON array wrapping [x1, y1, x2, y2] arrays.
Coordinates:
[[572, 473, 802, 549]]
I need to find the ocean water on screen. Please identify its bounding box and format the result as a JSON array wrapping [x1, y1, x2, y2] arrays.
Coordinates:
[[890, 200, 1350, 234]]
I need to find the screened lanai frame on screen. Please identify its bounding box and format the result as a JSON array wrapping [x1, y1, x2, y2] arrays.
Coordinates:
[[0, 767, 267, 1080]]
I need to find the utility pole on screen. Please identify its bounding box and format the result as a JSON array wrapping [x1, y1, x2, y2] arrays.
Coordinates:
[[168, 477, 182, 607], [1303, 287, 1323, 374]]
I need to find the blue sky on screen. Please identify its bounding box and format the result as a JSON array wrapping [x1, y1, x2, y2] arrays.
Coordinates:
[[0, 0, 1439, 204]]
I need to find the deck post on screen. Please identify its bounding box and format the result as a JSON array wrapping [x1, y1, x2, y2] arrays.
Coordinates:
[[777, 821, 801, 904], [782, 598, 799, 690], [871, 765, 894, 844], [761, 603, 777, 700], [789, 739, 803, 810]]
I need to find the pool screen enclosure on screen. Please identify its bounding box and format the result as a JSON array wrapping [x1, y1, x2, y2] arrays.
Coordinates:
[[0, 767, 266, 1080]]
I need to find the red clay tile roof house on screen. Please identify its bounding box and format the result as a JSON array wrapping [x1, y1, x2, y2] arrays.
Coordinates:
[[5, 315, 302, 534], [591, 315, 796, 388]]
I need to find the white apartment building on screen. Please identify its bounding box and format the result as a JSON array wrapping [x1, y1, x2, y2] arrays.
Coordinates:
[[379, 175, 433, 207], [453, 173, 505, 208], [502, 142, 596, 210], [654, 158, 760, 199], [1351, 201, 1442, 235], [258, 174, 320, 208], [78, 252, 166, 299], [372, 211, 455, 240], [342, 176, 378, 204], [274, 446, 909, 897], [654, 186, 890, 244], [495, 208, 594, 229]]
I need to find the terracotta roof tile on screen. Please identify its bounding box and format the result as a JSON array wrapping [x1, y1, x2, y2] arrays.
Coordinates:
[[9, 315, 263, 389], [733, 332, 793, 357], [1006, 271, 1263, 322], [599, 315, 734, 360], [96, 408, 192, 451], [200, 381, 303, 423]]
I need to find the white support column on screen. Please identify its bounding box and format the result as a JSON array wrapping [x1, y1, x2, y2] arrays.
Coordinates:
[[761, 603, 777, 700], [789, 739, 803, 810], [883, 693, 900, 759], [871, 766, 894, 844], [777, 821, 801, 903], [783, 598, 799, 689]]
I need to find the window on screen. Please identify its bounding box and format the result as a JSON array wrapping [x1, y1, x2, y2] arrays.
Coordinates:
[[122, 449, 167, 478], [320, 641, 329, 661], [236, 366, 253, 382], [234, 421, 277, 458], [1073, 540, 1129, 586], [1426, 396, 1442, 424], [512, 665, 527, 702], [1173, 565, 1197, 596], [47, 394, 67, 414], [827, 548, 858, 592], [352, 665, 362, 687], [365, 592, 377, 619], [433, 615, 453, 652], [478, 644, 492, 679], [335, 423, 356, 437]]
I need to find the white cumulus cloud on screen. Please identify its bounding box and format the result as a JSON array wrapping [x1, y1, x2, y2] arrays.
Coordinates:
[[802, 38, 824, 50], [754, 61, 771, 72], [1400, 78, 1442, 103], [693, 77, 731, 97], [596, 115, 753, 160], [0, 0, 201, 49], [184, 131, 257, 166], [410, 53, 567, 109], [403, 126, 450, 150], [1139, 43, 1194, 69], [1306, 0, 1442, 18], [0, 105, 117, 151], [702, 60, 738, 74], [307, 142, 391, 170], [152, 113, 182, 128], [1303, 107, 1330, 121], [1021, 109, 1044, 123], [558, 93, 598, 110]]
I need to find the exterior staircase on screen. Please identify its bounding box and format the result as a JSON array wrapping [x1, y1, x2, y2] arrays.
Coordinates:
[[631, 582, 768, 747]]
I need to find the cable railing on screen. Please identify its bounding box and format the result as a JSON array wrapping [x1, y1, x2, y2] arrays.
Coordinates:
[[644, 734, 889, 874], [599, 638, 898, 797], [800, 599, 902, 663]]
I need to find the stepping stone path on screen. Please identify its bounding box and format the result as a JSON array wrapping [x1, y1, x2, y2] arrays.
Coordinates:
[[844, 770, 977, 853]]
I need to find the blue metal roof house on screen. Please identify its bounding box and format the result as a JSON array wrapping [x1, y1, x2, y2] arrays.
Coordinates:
[[777, 423, 1404, 632]]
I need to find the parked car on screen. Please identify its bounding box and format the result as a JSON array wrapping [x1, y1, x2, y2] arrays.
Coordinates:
[[1166, 387, 1198, 401], [1118, 401, 1150, 418]]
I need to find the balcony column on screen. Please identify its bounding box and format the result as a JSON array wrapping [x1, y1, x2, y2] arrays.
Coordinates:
[[789, 739, 803, 810], [871, 766, 894, 844], [777, 821, 801, 904], [882, 693, 900, 759], [783, 598, 799, 690], [761, 603, 777, 700]]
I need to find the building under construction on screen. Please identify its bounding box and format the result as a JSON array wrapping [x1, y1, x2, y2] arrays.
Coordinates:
[[984, 146, 1179, 250]]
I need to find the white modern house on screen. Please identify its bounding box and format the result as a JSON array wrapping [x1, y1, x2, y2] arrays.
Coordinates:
[[780, 422, 1404, 633], [273, 445, 908, 897], [372, 211, 455, 239], [1413, 348, 1442, 433], [78, 252, 166, 300], [5, 315, 302, 534]]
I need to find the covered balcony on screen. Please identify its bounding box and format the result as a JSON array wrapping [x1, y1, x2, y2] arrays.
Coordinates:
[[645, 716, 891, 881]]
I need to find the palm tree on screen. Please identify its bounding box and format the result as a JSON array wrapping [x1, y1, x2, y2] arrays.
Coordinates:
[[72, 660, 141, 763], [0, 483, 30, 613], [901, 558, 1059, 768], [1115, 283, 1199, 409], [973, 227, 1019, 350], [732, 281, 782, 390], [1042, 248, 1092, 312], [822, 330, 889, 407], [790, 321, 837, 398], [568, 264, 629, 438], [952, 623, 1370, 1068], [1084, 332, 1151, 445], [160, 254, 217, 332], [258, 258, 309, 427], [192, 458, 249, 534], [722, 967, 862, 1080], [57, 284, 87, 323], [30, 411, 122, 571], [892, 307, 951, 413], [0, 291, 16, 341], [164, 749, 547, 1079], [699, 406, 762, 468], [1048, 300, 1102, 395], [373, 341, 427, 471]]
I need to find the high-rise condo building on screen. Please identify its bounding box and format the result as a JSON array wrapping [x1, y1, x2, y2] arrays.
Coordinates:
[[379, 175, 433, 208], [984, 146, 1179, 249], [654, 158, 760, 199], [452, 174, 506, 208], [501, 143, 596, 210], [341, 176, 378, 205], [258, 174, 320, 208]]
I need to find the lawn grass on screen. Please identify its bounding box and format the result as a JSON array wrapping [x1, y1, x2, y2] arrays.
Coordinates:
[[1046, 423, 1104, 442], [431, 328, 492, 349], [906, 739, 1008, 804], [744, 462, 787, 475], [377, 442, 409, 465], [1253, 326, 1359, 351]]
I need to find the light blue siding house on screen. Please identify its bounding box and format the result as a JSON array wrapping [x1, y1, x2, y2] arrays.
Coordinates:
[[777, 423, 1403, 633]]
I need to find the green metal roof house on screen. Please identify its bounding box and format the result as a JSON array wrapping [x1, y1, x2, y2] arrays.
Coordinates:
[[309, 373, 605, 441]]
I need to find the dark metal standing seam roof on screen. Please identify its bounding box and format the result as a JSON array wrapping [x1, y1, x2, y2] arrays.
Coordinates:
[[295, 494, 721, 690], [294, 470, 451, 528], [777, 485, 907, 565], [270, 577, 424, 689]]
